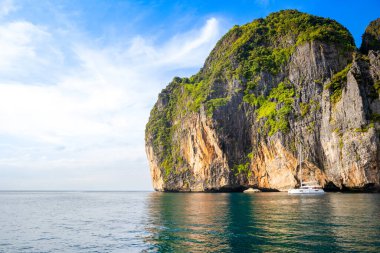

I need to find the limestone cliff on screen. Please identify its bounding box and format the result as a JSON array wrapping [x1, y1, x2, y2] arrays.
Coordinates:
[[145, 10, 380, 192]]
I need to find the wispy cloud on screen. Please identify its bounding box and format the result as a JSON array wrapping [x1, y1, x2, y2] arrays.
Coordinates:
[[0, 0, 16, 18], [0, 4, 223, 190]]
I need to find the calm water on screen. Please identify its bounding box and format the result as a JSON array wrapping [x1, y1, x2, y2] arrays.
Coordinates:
[[0, 192, 379, 252]]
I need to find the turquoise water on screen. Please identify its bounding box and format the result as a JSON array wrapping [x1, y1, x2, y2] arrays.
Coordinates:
[[0, 192, 379, 252]]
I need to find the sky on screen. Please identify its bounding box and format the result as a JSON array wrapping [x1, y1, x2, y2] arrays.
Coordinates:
[[0, 0, 379, 191]]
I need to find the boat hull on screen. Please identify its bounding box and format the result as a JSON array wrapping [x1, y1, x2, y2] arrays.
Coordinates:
[[288, 188, 325, 194]]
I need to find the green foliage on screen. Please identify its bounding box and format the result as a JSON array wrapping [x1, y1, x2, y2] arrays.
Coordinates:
[[266, 10, 354, 50], [368, 79, 380, 99], [370, 113, 380, 122], [184, 80, 209, 112], [233, 152, 254, 177], [374, 80, 380, 95], [206, 10, 354, 109], [309, 99, 321, 113], [360, 18, 380, 53], [256, 101, 277, 120], [296, 24, 354, 50], [307, 121, 316, 133], [206, 97, 230, 117], [339, 136, 344, 150], [254, 81, 295, 136], [233, 162, 251, 177], [145, 78, 186, 179], [333, 129, 344, 152], [207, 10, 355, 84], [243, 93, 264, 106], [325, 64, 352, 105], [161, 156, 173, 179], [300, 102, 310, 117], [354, 52, 370, 62], [264, 118, 285, 136], [268, 81, 295, 103], [245, 46, 293, 75], [354, 123, 375, 133], [245, 77, 260, 92]]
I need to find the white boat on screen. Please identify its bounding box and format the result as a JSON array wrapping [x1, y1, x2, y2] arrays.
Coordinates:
[[288, 181, 325, 194], [288, 143, 325, 195]]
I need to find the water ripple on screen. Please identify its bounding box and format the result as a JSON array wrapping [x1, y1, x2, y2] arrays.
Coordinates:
[[0, 192, 379, 252]]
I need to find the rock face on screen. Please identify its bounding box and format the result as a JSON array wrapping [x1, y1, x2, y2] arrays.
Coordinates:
[[145, 10, 380, 192], [361, 18, 380, 53]]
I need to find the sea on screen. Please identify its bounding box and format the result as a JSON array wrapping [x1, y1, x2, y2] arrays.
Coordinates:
[[0, 192, 379, 253]]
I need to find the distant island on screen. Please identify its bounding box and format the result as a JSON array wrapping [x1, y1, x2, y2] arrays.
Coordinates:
[[145, 10, 380, 192]]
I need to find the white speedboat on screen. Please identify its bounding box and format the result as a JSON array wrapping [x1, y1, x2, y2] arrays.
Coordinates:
[[288, 143, 325, 195]]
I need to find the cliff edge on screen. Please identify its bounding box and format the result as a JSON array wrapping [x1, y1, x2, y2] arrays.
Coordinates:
[[145, 10, 380, 192]]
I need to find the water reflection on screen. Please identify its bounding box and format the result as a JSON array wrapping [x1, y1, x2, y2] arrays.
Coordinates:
[[144, 193, 380, 252], [328, 194, 380, 252], [144, 193, 231, 252]]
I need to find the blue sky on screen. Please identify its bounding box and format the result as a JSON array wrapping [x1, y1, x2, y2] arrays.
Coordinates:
[[0, 0, 379, 191]]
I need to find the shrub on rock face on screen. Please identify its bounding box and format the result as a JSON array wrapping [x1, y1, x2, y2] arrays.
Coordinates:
[[361, 18, 380, 53]]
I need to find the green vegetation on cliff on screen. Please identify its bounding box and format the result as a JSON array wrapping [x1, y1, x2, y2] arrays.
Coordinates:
[[252, 81, 295, 136], [146, 10, 356, 178], [324, 63, 352, 105], [206, 9, 354, 80], [360, 18, 380, 53], [145, 79, 183, 179], [184, 9, 355, 118]]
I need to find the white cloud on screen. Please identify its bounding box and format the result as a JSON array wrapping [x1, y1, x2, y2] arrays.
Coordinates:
[[0, 0, 16, 18], [0, 12, 223, 190], [158, 18, 220, 68], [0, 20, 67, 84]]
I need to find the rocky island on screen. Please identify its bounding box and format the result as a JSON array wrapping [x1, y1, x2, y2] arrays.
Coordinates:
[[145, 10, 380, 192]]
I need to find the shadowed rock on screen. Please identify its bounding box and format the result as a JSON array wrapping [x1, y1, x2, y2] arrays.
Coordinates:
[[361, 18, 380, 54]]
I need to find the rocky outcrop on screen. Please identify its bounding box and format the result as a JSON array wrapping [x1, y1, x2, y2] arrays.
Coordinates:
[[145, 10, 380, 192], [361, 18, 380, 53]]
